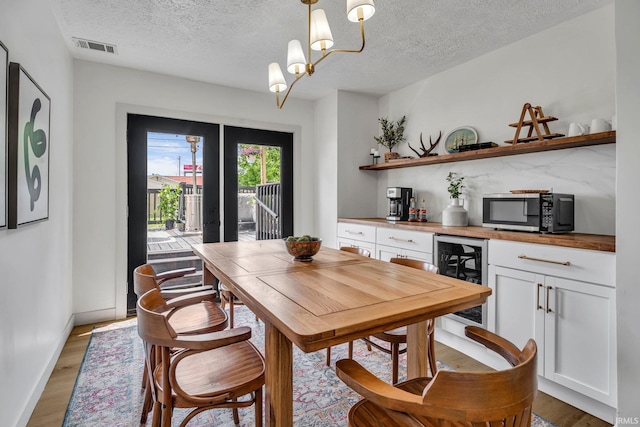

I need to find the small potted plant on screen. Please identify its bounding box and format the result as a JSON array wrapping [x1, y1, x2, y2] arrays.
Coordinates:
[[443, 172, 468, 226], [374, 116, 407, 162], [159, 185, 181, 230]]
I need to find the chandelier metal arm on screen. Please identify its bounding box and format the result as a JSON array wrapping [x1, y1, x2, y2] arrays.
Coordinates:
[[274, 18, 366, 109], [275, 70, 307, 109]]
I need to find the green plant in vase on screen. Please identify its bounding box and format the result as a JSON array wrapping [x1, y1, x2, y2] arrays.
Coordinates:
[[443, 172, 468, 226], [374, 115, 406, 162], [446, 171, 465, 200]]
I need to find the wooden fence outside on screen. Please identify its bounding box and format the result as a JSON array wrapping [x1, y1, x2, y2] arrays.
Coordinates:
[[147, 183, 281, 241]]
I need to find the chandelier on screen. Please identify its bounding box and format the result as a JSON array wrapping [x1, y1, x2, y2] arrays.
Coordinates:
[[268, 0, 376, 109]]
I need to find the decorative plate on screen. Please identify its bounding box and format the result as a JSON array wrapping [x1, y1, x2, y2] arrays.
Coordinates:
[[509, 189, 549, 194], [444, 127, 478, 153]]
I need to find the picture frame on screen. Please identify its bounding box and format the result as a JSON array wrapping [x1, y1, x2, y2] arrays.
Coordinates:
[[444, 126, 478, 153], [0, 41, 7, 229], [7, 62, 50, 228]]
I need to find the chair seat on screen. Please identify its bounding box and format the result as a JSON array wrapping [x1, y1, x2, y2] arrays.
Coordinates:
[[372, 327, 407, 343], [349, 377, 432, 427], [155, 341, 265, 407], [166, 301, 228, 335], [372, 318, 435, 343]]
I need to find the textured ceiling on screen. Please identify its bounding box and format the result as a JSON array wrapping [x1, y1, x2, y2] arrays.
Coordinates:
[[48, 0, 612, 102]]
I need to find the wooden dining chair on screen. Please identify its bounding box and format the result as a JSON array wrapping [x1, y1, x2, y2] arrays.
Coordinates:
[[340, 246, 371, 257], [324, 246, 372, 366], [137, 288, 265, 427], [133, 264, 229, 424], [219, 282, 251, 328], [133, 263, 212, 299], [133, 264, 228, 335], [336, 326, 538, 427], [360, 257, 439, 384]]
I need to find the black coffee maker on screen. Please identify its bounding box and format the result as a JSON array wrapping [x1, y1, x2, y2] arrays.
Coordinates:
[[386, 187, 412, 222]]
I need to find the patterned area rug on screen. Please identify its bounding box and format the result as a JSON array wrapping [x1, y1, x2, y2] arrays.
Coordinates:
[[63, 305, 555, 426]]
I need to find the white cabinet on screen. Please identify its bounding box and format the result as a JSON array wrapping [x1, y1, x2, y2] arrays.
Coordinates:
[[375, 227, 433, 263], [336, 223, 376, 253], [488, 240, 616, 408], [336, 223, 433, 263]]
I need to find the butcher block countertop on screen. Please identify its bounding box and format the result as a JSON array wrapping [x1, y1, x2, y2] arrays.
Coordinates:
[[338, 218, 616, 253]]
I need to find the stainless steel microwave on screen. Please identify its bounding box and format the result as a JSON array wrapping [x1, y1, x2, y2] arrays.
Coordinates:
[[482, 193, 575, 233]]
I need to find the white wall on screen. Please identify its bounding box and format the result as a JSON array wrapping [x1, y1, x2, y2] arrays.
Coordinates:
[[336, 91, 379, 219], [72, 60, 315, 322], [615, 0, 640, 420], [314, 92, 339, 248], [314, 91, 379, 249], [374, 6, 616, 236], [0, 1, 75, 426]]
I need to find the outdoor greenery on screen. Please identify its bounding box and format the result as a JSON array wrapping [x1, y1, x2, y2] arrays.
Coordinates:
[[238, 144, 281, 186], [158, 184, 181, 220], [374, 116, 407, 152], [446, 172, 465, 199]]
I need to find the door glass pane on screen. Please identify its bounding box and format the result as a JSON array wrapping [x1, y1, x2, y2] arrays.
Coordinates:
[[147, 132, 203, 260], [237, 144, 282, 241]]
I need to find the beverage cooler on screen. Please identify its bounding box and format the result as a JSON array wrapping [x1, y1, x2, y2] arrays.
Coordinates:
[[433, 234, 488, 328]]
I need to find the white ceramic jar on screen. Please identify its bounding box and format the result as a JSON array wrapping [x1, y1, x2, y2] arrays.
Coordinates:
[[442, 198, 468, 226]]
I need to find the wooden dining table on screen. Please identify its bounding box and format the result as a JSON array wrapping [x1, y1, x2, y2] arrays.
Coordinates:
[[192, 239, 491, 426]]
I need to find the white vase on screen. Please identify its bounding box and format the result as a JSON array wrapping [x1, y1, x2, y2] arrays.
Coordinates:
[[442, 198, 468, 226]]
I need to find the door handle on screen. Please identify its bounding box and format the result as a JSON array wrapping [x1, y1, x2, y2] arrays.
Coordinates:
[[546, 286, 553, 313], [536, 283, 544, 310], [518, 255, 570, 266], [345, 230, 364, 235], [389, 236, 414, 243]]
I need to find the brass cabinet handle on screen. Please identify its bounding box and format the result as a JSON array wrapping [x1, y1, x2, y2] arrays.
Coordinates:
[[518, 255, 570, 266], [389, 236, 414, 243], [546, 286, 554, 313], [536, 283, 544, 310]]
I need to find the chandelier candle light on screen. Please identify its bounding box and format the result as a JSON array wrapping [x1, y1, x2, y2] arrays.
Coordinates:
[[268, 0, 376, 109]]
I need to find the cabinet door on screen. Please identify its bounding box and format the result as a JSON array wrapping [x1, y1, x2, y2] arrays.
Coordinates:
[[544, 276, 616, 405], [488, 265, 545, 376], [336, 237, 375, 254], [376, 244, 431, 263]]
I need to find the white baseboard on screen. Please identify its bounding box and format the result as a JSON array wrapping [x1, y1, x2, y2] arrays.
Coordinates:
[[16, 315, 76, 427], [537, 377, 616, 424], [74, 308, 117, 326]]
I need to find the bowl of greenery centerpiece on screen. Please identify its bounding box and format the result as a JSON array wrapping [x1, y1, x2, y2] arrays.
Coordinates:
[[284, 235, 322, 261]]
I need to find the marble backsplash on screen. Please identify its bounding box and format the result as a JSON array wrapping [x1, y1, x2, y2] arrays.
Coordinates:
[[376, 144, 616, 236]]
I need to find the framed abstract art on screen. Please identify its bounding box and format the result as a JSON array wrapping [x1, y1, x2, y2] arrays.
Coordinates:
[[7, 62, 50, 228], [0, 42, 7, 229], [0, 41, 7, 229]]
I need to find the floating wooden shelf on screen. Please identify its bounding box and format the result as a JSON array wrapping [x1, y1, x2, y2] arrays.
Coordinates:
[[359, 131, 616, 171]]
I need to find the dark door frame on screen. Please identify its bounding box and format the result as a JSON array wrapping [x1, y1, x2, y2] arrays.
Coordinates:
[[127, 114, 220, 313], [223, 126, 293, 242]]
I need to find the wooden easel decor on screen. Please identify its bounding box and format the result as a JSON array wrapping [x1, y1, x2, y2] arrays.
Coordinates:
[[507, 103, 563, 144]]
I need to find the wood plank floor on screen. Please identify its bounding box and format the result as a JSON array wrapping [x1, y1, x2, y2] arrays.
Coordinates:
[[27, 320, 612, 426]]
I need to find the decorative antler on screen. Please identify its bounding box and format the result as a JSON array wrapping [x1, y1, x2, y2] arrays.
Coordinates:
[[408, 131, 441, 158]]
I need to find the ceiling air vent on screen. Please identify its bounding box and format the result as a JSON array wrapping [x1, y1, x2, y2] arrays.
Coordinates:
[[72, 37, 117, 54]]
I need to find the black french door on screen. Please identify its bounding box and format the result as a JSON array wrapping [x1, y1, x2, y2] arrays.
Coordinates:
[[127, 114, 220, 313], [223, 126, 293, 242]]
